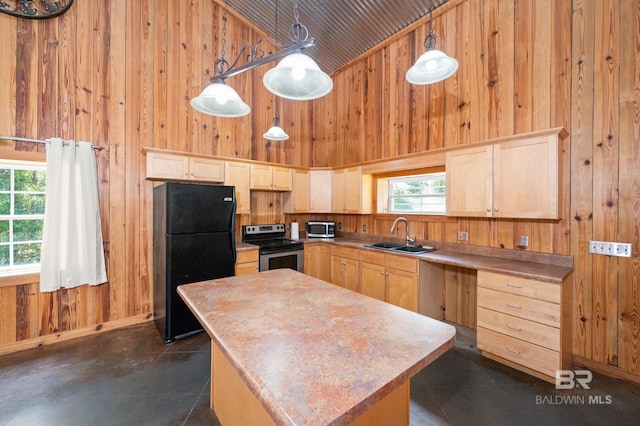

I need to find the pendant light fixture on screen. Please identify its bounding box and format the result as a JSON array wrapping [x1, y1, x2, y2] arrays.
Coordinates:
[[406, 8, 458, 85], [190, 2, 250, 117], [264, 0, 289, 141], [263, 117, 289, 140], [263, 0, 332, 100], [191, 0, 332, 118]]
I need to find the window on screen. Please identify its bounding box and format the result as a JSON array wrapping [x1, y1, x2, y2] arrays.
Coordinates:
[[387, 172, 446, 214], [0, 160, 46, 275]]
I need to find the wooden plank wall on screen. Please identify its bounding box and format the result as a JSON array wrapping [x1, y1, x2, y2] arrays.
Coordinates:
[[0, 0, 638, 382]]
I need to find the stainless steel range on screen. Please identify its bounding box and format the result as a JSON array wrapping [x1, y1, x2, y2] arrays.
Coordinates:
[[242, 224, 304, 272]]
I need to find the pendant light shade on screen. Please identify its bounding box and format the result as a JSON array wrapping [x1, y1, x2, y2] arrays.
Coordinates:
[[406, 8, 458, 85], [190, 80, 251, 117], [406, 49, 459, 85], [263, 52, 333, 100], [263, 117, 289, 140]]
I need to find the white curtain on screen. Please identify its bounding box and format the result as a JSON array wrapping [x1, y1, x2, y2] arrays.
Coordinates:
[[39, 138, 108, 292]]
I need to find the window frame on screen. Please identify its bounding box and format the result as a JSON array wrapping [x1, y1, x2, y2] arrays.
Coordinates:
[[375, 166, 446, 216], [0, 158, 46, 277]]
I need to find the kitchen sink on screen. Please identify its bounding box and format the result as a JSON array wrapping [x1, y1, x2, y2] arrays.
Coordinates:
[[393, 245, 435, 254], [364, 242, 436, 255], [365, 242, 405, 250]]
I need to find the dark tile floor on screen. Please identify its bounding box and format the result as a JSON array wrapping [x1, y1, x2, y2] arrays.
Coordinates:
[[1, 322, 639, 426]]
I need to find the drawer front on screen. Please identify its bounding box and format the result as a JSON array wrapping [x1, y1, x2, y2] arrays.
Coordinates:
[[236, 249, 259, 263], [385, 253, 418, 273], [331, 245, 359, 260], [477, 287, 560, 327], [359, 249, 385, 265], [477, 327, 560, 378], [478, 271, 560, 303], [477, 307, 560, 351]]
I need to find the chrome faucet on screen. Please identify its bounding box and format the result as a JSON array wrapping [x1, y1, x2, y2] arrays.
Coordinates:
[[390, 217, 415, 246]]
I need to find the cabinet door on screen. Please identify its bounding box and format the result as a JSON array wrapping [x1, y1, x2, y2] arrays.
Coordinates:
[[445, 145, 492, 217], [343, 258, 359, 292], [289, 169, 310, 213], [493, 137, 560, 219], [386, 268, 419, 312], [189, 157, 225, 182], [225, 161, 251, 214], [309, 170, 332, 213], [305, 244, 331, 282], [332, 169, 347, 213], [360, 261, 386, 302], [272, 166, 293, 191], [250, 164, 273, 190], [146, 152, 190, 180]]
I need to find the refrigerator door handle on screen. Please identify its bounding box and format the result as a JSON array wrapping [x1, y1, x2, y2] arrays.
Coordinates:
[[231, 195, 237, 264]]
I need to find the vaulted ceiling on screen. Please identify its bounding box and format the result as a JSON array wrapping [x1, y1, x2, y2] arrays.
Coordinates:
[[222, 0, 450, 74]]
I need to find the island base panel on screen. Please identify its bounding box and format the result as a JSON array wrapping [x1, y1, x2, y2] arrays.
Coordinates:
[[212, 342, 276, 425], [211, 340, 410, 425]]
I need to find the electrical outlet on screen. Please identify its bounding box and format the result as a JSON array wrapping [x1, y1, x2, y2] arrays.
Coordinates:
[[457, 231, 468, 241], [520, 235, 529, 247], [362, 224, 367, 232], [338, 222, 343, 230], [589, 240, 633, 258]]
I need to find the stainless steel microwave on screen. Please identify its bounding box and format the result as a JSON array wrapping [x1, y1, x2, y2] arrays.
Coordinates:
[[306, 221, 335, 238]]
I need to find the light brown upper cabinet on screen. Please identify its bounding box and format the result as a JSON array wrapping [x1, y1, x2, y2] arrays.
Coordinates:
[[284, 169, 310, 213], [250, 164, 293, 191], [446, 129, 566, 219], [147, 152, 225, 183], [309, 169, 332, 213], [225, 161, 251, 214], [332, 167, 373, 214]]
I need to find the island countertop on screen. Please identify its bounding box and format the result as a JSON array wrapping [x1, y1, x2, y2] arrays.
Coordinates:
[[178, 269, 456, 425]]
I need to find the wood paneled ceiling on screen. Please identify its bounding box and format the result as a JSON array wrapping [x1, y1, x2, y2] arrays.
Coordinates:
[[222, 0, 449, 74]]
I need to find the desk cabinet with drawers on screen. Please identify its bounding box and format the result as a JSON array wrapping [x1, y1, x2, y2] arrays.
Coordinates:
[[476, 270, 572, 383]]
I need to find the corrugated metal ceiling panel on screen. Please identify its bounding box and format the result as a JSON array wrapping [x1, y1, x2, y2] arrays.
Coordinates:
[[224, 0, 449, 74]]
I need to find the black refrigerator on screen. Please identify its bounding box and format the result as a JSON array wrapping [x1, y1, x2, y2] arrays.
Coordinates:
[[153, 182, 236, 342]]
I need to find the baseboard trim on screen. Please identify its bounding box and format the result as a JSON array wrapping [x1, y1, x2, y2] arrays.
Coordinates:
[[0, 314, 153, 356], [573, 355, 640, 385]]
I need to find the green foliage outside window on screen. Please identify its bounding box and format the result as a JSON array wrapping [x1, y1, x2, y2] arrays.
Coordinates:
[[0, 163, 46, 273]]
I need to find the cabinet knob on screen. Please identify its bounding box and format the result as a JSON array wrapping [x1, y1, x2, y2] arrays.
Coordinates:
[[494, 208, 499, 212], [486, 208, 491, 212], [385, 272, 389, 276], [380, 271, 385, 275]]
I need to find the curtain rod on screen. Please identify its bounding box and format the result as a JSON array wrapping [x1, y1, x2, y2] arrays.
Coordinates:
[[0, 135, 108, 151]]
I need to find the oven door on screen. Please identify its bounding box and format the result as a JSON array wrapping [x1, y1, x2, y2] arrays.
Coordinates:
[[259, 248, 304, 272]]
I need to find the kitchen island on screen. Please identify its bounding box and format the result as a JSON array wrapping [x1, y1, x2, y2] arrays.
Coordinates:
[[178, 268, 456, 425]]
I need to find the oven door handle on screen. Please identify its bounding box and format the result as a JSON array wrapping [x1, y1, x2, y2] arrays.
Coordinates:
[[260, 246, 304, 256]]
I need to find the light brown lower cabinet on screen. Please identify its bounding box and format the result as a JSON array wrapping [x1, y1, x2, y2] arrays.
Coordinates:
[[235, 249, 259, 276], [304, 244, 331, 282], [359, 250, 419, 312], [330, 246, 359, 292], [476, 270, 572, 383]]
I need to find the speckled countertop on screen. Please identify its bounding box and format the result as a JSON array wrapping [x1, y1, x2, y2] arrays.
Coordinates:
[[300, 237, 573, 283], [178, 269, 456, 425]]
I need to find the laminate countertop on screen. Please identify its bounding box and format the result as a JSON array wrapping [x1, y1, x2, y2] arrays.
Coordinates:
[[178, 269, 456, 425], [301, 237, 574, 284]]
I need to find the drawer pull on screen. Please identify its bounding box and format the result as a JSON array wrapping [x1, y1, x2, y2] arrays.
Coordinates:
[[506, 303, 521, 309], [506, 347, 521, 355], [506, 283, 522, 289], [507, 324, 522, 331]]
